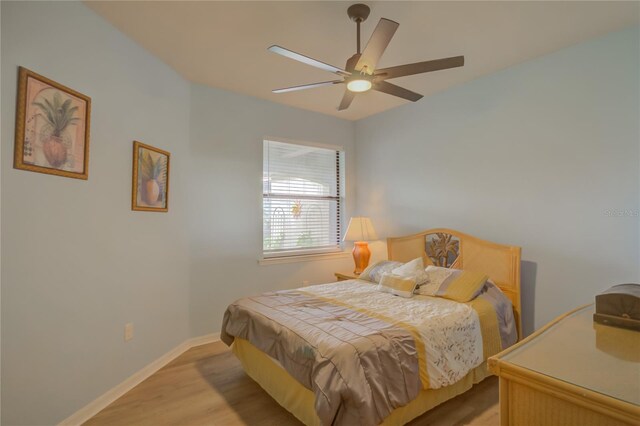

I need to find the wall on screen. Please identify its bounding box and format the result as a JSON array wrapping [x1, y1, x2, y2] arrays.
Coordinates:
[[0, 2, 193, 424], [0, 3, 3, 423], [188, 84, 355, 337], [1, 2, 356, 424], [1, 1, 638, 424], [355, 26, 640, 334]]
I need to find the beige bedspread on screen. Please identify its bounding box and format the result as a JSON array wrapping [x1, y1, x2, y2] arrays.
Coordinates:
[[221, 280, 516, 425]]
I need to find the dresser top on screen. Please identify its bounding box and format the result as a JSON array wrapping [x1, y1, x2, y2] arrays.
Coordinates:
[[502, 304, 640, 405]]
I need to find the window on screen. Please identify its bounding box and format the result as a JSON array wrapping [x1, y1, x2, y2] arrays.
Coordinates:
[[263, 139, 344, 258]]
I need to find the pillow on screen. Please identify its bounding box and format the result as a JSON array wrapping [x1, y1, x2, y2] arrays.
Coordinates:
[[391, 257, 429, 286], [420, 265, 489, 302], [359, 260, 403, 284], [376, 273, 417, 298]]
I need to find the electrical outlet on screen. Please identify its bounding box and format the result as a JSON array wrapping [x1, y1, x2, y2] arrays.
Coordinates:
[[124, 323, 134, 342]]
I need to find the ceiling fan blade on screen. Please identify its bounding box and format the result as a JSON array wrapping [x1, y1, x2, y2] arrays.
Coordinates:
[[268, 45, 350, 76], [273, 80, 343, 94], [374, 81, 423, 102], [355, 18, 399, 73], [345, 53, 361, 73], [338, 89, 356, 111], [376, 56, 465, 80]]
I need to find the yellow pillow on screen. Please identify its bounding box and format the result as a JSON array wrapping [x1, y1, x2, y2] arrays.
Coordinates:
[[433, 269, 489, 302], [376, 273, 417, 298]]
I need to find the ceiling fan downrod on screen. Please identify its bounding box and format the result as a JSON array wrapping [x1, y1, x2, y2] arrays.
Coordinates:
[[347, 3, 370, 55]]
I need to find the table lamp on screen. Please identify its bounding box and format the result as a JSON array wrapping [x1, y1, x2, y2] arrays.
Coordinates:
[[343, 217, 378, 274]]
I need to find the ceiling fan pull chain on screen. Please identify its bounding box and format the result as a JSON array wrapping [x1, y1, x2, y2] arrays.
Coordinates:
[[357, 20, 361, 54]]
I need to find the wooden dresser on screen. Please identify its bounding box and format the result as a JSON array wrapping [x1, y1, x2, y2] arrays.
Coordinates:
[[489, 304, 639, 426]]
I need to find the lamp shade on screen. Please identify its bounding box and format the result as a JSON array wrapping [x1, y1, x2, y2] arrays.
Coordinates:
[[343, 217, 378, 242]]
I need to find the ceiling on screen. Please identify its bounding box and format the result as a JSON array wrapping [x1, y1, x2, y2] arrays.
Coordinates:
[[86, 1, 639, 121]]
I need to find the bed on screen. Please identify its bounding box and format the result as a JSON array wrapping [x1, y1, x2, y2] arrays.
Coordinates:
[[221, 228, 522, 425]]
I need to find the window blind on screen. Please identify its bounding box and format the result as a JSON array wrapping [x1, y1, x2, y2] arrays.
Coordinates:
[[263, 140, 343, 257]]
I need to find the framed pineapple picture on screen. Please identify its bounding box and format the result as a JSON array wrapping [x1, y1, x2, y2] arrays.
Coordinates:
[[132, 141, 170, 212], [14, 67, 91, 179]]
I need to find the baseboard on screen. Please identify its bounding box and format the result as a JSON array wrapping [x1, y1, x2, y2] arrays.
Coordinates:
[[58, 332, 221, 426], [188, 332, 220, 348]]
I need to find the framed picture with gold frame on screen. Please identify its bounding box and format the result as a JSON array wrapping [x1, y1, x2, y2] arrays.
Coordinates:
[[132, 141, 170, 212], [14, 67, 91, 179]]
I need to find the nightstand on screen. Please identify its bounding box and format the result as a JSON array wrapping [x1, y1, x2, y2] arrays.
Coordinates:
[[334, 272, 359, 281]]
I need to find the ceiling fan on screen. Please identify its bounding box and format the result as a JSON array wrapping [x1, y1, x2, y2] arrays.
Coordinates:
[[268, 3, 464, 111]]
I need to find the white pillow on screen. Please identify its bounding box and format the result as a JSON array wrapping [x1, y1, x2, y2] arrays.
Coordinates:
[[415, 265, 455, 296], [391, 257, 429, 286]]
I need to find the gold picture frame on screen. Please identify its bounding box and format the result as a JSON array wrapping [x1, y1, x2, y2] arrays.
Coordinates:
[[14, 67, 91, 179], [132, 141, 170, 212]]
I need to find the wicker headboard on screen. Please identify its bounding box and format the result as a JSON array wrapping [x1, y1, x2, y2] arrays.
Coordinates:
[[387, 228, 522, 339]]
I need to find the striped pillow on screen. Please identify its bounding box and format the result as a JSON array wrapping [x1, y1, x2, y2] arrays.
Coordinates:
[[376, 273, 417, 298], [432, 268, 489, 302], [359, 260, 403, 283]]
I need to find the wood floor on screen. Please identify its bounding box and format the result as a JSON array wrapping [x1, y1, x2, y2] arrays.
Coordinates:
[[85, 342, 500, 426]]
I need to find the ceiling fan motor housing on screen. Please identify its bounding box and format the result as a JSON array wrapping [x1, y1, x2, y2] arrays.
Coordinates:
[[347, 4, 371, 23]]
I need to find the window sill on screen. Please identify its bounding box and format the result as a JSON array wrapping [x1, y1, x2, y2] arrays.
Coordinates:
[[259, 251, 351, 266]]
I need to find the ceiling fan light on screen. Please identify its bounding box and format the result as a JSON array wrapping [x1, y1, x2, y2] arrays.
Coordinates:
[[347, 79, 372, 92]]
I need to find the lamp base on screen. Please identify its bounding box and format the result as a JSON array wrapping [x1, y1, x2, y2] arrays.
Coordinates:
[[352, 241, 371, 275]]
